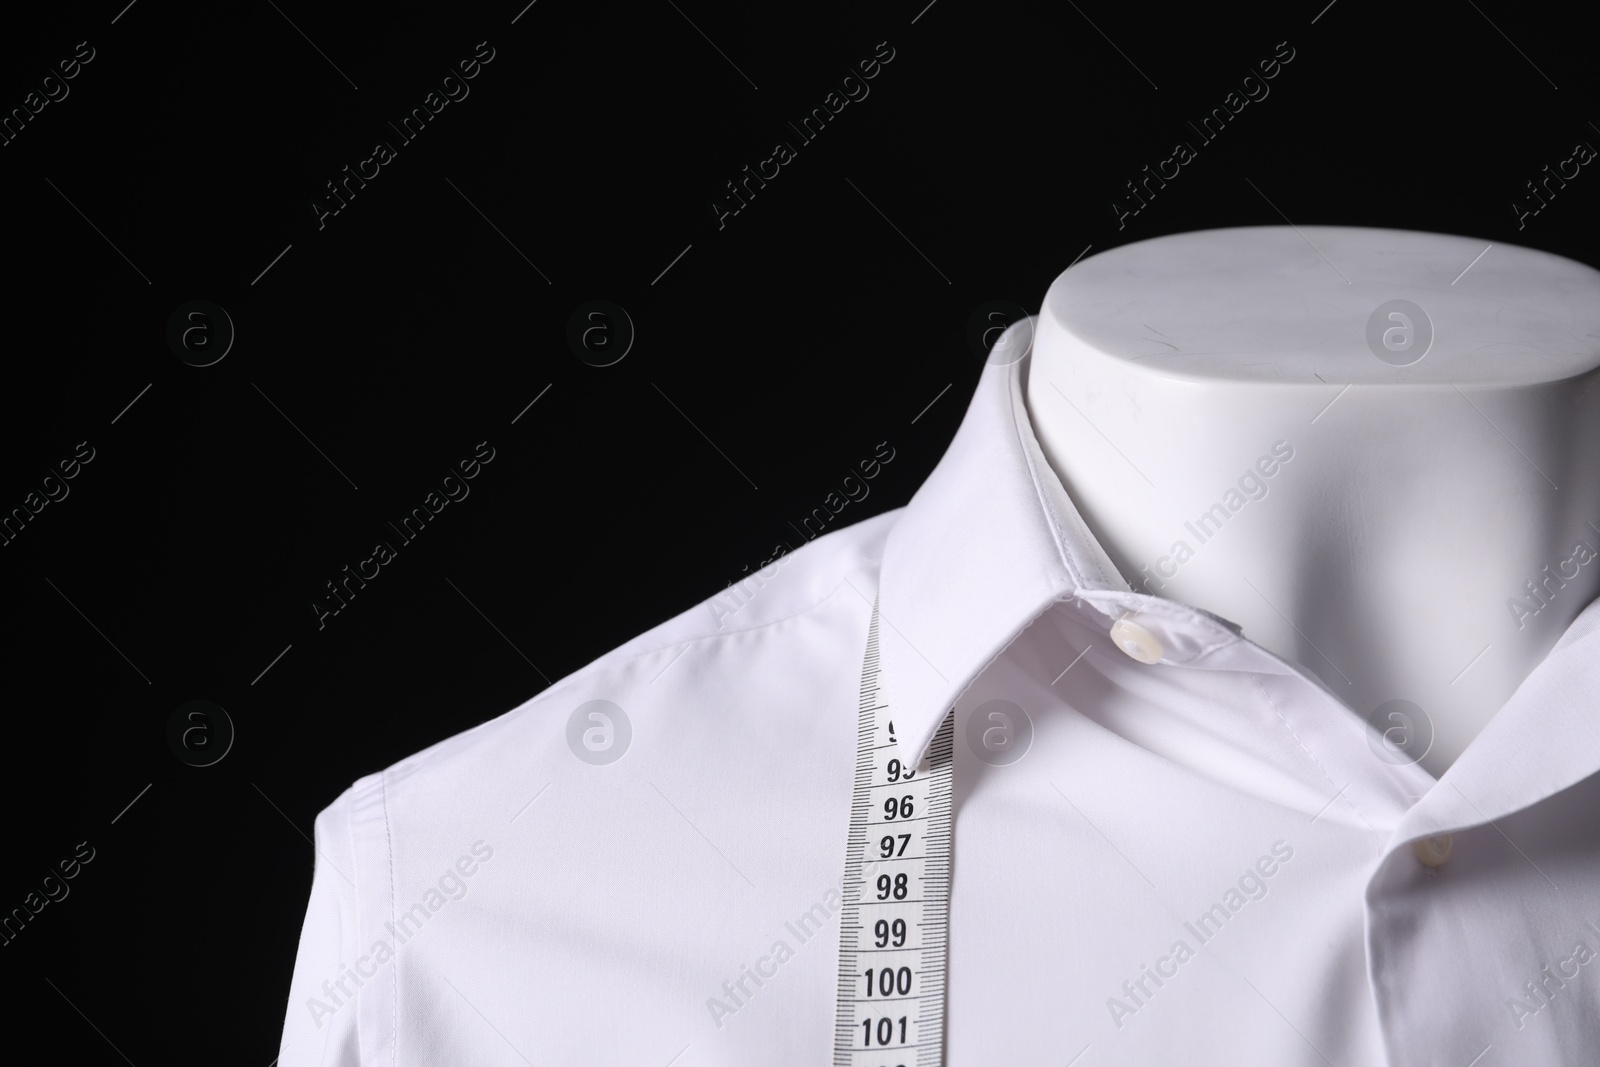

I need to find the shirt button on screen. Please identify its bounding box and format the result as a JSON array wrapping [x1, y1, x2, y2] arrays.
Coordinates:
[[1413, 834, 1453, 868], [1110, 617, 1164, 664]]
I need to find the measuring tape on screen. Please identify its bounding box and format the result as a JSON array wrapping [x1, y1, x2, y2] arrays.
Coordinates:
[[833, 602, 956, 1065]]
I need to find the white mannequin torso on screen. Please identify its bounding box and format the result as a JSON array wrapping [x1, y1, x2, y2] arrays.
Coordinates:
[[1024, 225, 1600, 777]]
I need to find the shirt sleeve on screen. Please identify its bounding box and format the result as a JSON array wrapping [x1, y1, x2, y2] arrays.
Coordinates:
[[277, 786, 365, 1067]]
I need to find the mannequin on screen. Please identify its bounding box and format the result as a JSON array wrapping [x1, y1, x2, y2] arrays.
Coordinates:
[[1024, 225, 1600, 778]]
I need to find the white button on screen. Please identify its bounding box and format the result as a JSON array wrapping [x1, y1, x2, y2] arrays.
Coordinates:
[[1110, 618, 1163, 664], [1413, 834, 1453, 868]]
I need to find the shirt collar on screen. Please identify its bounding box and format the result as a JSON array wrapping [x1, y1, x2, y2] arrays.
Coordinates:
[[1394, 600, 1600, 842], [878, 317, 1600, 841], [878, 318, 1245, 768]]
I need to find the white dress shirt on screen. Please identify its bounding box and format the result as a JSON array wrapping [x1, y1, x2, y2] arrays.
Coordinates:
[[279, 328, 1600, 1067]]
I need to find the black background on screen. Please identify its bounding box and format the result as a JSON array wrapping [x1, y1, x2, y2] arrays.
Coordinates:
[[0, 0, 1594, 1060]]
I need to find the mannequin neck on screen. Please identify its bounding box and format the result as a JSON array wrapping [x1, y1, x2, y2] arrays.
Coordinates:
[[1023, 227, 1600, 777]]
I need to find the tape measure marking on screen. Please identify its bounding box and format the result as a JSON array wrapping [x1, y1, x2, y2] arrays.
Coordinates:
[[833, 602, 955, 1066]]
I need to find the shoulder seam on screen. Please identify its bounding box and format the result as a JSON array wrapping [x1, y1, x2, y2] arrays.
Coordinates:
[[377, 534, 891, 780]]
